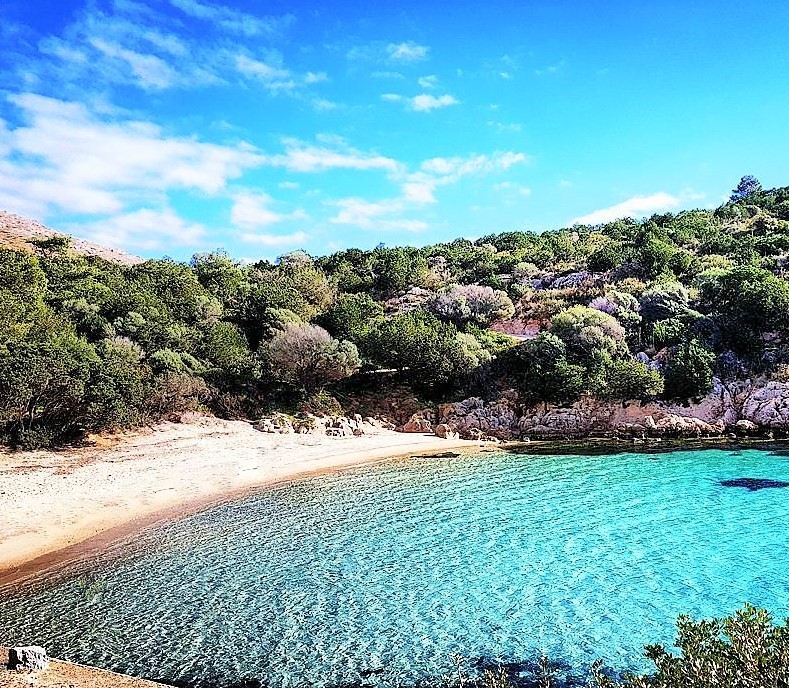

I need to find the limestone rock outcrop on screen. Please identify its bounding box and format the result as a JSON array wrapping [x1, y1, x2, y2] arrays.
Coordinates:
[[252, 413, 390, 437], [423, 377, 789, 442], [8, 646, 49, 672]]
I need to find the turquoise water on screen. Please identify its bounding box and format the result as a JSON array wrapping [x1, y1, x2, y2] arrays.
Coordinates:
[[3, 447, 789, 687]]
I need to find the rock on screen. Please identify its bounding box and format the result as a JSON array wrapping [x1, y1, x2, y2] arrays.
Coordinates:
[[735, 419, 759, 435], [8, 646, 49, 672], [400, 418, 432, 433], [434, 423, 459, 439]]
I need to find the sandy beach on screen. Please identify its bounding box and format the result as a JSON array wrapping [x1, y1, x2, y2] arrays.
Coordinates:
[[0, 416, 481, 586]]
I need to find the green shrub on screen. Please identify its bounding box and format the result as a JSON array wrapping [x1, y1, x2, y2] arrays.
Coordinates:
[[594, 605, 789, 688]]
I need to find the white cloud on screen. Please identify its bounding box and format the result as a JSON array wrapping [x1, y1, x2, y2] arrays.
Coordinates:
[[494, 181, 532, 196], [559, 179, 573, 188], [34, 10, 225, 92], [0, 93, 262, 217], [89, 37, 179, 90], [278, 181, 300, 190], [418, 74, 438, 89], [387, 42, 430, 63], [535, 59, 566, 77], [304, 71, 329, 84], [168, 0, 294, 37], [240, 230, 309, 246], [231, 191, 307, 229], [371, 71, 405, 79], [421, 151, 526, 176], [73, 207, 207, 251], [263, 138, 401, 174], [381, 93, 460, 112], [410, 94, 459, 112], [312, 98, 337, 112], [400, 151, 528, 205], [236, 54, 290, 81], [329, 197, 428, 232], [570, 192, 680, 225]]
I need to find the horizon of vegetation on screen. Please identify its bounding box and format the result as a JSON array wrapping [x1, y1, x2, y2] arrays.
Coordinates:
[[1, 175, 789, 449]]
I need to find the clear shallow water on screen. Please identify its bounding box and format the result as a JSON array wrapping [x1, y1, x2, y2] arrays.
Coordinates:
[[3, 447, 789, 687]]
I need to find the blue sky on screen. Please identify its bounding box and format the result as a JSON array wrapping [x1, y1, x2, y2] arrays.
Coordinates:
[[1, 0, 788, 261]]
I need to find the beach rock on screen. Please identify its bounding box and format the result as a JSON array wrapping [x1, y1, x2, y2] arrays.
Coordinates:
[[434, 423, 459, 439], [8, 646, 49, 672], [399, 408, 437, 433], [438, 395, 518, 440]]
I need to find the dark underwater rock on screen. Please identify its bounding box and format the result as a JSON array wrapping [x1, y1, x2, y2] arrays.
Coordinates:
[[720, 477, 789, 491]]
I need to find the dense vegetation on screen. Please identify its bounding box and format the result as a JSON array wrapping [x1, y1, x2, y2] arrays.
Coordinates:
[[3, 177, 789, 447]]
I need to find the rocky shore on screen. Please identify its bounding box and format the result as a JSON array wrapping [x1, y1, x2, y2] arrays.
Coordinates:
[[396, 378, 789, 442]]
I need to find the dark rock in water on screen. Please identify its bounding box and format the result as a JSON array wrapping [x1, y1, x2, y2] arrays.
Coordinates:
[[8, 646, 49, 671], [413, 451, 461, 458], [720, 477, 789, 491]]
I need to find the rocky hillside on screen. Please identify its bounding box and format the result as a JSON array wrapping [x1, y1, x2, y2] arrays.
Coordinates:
[[0, 210, 143, 265]]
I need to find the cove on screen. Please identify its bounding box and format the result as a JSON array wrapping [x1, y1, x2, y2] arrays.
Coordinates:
[[2, 446, 789, 688]]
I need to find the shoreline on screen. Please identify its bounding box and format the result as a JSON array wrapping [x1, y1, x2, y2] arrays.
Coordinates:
[[0, 416, 484, 589]]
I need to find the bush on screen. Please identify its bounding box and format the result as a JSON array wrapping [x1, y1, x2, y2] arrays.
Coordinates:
[[427, 284, 515, 327], [266, 323, 360, 392], [550, 306, 627, 362], [663, 339, 715, 399], [496, 332, 586, 406], [594, 605, 789, 688], [599, 359, 664, 400], [317, 293, 383, 343]]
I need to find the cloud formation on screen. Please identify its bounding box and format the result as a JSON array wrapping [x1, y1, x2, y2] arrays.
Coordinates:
[[262, 138, 401, 174], [382, 93, 459, 112], [0, 93, 262, 218], [570, 192, 680, 225], [74, 207, 207, 251], [386, 42, 430, 63], [168, 0, 295, 37], [231, 191, 307, 229]]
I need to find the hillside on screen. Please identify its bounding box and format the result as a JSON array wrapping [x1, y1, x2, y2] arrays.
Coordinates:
[[2, 177, 789, 448], [0, 210, 143, 266]]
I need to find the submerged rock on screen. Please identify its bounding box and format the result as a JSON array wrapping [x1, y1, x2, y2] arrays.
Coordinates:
[[720, 477, 789, 491], [8, 646, 49, 671]]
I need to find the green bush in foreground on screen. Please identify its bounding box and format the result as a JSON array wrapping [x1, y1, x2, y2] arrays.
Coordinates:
[[592, 604, 789, 688], [449, 606, 789, 688]]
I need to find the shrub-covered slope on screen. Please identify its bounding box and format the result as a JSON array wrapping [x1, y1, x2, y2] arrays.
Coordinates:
[[2, 177, 789, 447]]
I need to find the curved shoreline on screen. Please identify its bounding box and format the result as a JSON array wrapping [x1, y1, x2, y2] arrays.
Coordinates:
[[0, 417, 485, 589]]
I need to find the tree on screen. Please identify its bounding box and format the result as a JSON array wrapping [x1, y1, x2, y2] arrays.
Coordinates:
[[266, 323, 360, 392], [729, 175, 762, 202], [663, 339, 715, 399], [496, 332, 586, 406], [317, 293, 383, 343], [191, 250, 248, 311], [639, 282, 691, 324], [700, 265, 789, 356], [362, 311, 483, 391]]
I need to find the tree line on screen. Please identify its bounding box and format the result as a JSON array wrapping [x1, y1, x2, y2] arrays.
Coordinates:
[[2, 177, 789, 447]]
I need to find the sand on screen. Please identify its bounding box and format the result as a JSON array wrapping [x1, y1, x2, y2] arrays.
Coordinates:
[[0, 648, 162, 688], [0, 416, 481, 586]]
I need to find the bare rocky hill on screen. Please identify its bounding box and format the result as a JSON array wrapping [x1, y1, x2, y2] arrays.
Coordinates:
[[0, 210, 143, 265]]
